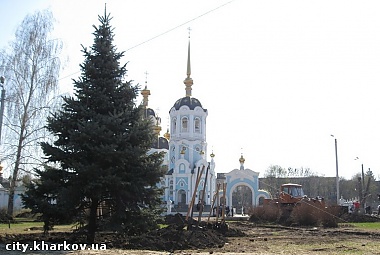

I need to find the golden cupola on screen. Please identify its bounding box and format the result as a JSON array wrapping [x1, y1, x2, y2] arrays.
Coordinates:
[[141, 75, 168, 150], [163, 128, 170, 140]]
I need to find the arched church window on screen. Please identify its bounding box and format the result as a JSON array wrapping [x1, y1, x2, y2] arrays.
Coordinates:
[[181, 117, 188, 132], [172, 118, 177, 134], [194, 117, 201, 133], [179, 163, 185, 174]]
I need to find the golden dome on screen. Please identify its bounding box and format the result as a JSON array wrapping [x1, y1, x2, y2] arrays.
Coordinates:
[[152, 125, 161, 136], [163, 128, 170, 140]]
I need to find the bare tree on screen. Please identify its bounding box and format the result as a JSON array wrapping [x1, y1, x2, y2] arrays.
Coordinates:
[[0, 9, 61, 216]]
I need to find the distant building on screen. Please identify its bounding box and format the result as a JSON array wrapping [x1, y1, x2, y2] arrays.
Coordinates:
[[0, 171, 25, 212]]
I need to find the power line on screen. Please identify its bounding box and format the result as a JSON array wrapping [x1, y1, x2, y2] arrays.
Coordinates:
[[58, 0, 234, 81], [125, 1, 234, 52]]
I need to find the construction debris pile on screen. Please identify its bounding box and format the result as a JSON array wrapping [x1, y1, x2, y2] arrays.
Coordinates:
[[127, 214, 244, 252]]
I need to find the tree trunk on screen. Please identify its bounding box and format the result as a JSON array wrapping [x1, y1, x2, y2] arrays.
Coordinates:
[[7, 131, 24, 216], [87, 199, 99, 244], [7, 188, 15, 217]]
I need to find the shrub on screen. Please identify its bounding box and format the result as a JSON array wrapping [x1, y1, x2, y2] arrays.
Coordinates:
[[250, 205, 282, 223], [319, 206, 340, 227], [290, 202, 319, 226], [14, 209, 34, 219], [0, 208, 12, 223], [250, 201, 340, 228]]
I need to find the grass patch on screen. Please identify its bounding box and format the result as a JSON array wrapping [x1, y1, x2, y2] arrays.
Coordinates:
[[0, 220, 74, 234], [0, 221, 44, 234], [348, 222, 380, 230]]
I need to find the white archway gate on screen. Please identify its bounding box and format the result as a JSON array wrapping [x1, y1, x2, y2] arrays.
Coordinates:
[[229, 182, 254, 214]]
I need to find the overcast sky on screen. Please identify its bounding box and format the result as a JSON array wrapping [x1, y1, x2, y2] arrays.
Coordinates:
[[1, 0, 380, 180]]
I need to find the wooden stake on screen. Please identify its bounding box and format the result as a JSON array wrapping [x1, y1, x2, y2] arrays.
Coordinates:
[[221, 183, 227, 222], [197, 164, 210, 225], [208, 183, 220, 222], [186, 165, 205, 221]]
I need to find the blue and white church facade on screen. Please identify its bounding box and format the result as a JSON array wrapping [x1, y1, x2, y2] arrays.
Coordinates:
[[145, 39, 269, 212]]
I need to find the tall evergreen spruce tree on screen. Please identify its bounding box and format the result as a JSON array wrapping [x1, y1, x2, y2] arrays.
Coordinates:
[[37, 12, 164, 242]]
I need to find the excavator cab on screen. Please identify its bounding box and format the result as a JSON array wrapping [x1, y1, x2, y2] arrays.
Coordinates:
[[281, 183, 304, 198], [278, 183, 305, 205]]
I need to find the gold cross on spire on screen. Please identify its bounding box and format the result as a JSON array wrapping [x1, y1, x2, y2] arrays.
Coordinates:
[[144, 71, 149, 88]]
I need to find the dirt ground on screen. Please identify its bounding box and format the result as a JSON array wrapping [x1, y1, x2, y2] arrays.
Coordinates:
[[1, 218, 380, 255]]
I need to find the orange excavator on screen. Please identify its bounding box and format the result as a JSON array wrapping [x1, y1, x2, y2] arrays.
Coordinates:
[[259, 183, 331, 226], [264, 183, 325, 207]]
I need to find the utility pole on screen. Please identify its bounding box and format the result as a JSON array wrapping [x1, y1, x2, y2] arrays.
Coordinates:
[[335, 138, 339, 204], [331, 135, 339, 204]]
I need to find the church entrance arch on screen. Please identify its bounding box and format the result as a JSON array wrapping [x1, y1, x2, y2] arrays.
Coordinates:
[[231, 184, 253, 215], [177, 189, 187, 205]]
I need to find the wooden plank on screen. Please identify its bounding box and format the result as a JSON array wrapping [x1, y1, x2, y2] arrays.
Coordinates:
[[186, 165, 205, 221]]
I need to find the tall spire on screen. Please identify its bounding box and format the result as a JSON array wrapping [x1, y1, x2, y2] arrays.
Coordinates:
[[184, 27, 193, 97]]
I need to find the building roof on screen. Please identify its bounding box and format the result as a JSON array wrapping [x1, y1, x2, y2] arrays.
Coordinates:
[[172, 96, 206, 111], [143, 108, 156, 118], [152, 136, 169, 150]]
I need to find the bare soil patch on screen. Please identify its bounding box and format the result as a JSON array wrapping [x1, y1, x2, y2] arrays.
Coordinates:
[[1, 216, 380, 254]]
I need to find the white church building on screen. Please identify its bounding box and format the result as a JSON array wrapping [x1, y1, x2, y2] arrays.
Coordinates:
[[144, 39, 269, 213]]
